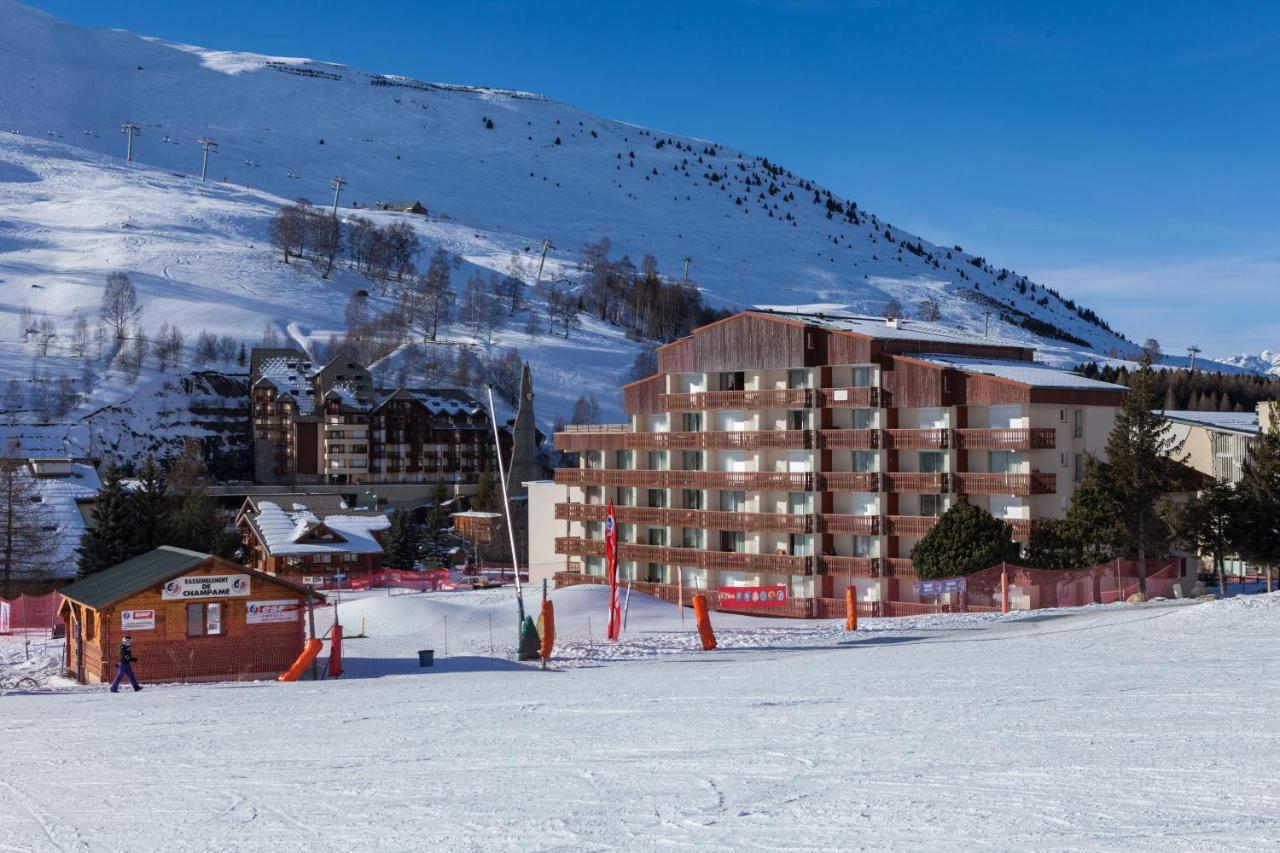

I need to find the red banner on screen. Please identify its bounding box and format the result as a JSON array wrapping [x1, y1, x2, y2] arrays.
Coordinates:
[[605, 501, 621, 640], [718, 585, 789, 608]]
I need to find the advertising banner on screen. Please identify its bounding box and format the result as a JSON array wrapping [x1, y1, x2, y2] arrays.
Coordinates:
[[914, 578, 967, 596], [246, 599, 302, 624], [120, 609, 156, 630], [717, 585, 788, 607], [161, 574, 251, 600]]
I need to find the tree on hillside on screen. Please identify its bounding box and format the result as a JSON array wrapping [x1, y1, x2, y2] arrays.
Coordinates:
[[909, 498, 1018, 579], [1173, 479, 1240, 595], [382, 508, 420, 571], [884, 298, 905, 321], [128, 457, 169, 555], [77, 462, 133, 578], [384, 221, 421, 283], [1233, 401, 1280, 592], [307, 208, 342, 278], [101, 272, 141, 339], [1101, 355, 1183, 593], [267, 200, 310, 264], [405, 248, 454, 341], [0, 444, 42, 597]]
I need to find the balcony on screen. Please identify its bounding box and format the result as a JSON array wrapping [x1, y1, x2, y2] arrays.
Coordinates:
[[820, 471, 883, 492], [659, 388, 816, 411], [554, 537, 815, 574], [953, 472, 1056, 495], [554, 503, 813, 533], [954, 428, 1056, 450], [555, 429, 814, 452], [884, 515, 939, 537], [555, 468, 815, 491], [883, 429, 949, 449], [819, 555, 880, 577], [820, 514, 880, 535], [883, 472, 949, 493], [818, 429, 880, 449], [817, 387, 880, 408], [883, 558, 917, 578]]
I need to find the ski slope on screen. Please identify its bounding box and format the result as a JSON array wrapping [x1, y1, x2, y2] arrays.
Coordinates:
[[2, 587, 1277, 850]]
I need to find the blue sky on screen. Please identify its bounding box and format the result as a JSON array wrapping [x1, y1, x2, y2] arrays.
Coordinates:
[[34, 0, 1280, 356]]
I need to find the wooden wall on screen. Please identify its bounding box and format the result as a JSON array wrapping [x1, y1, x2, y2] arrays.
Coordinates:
[[657, 313, 810, 374], [622, 375, 663, 415]]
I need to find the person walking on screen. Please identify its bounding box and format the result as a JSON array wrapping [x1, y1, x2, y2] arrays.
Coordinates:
[[110, 635, 143, 693]]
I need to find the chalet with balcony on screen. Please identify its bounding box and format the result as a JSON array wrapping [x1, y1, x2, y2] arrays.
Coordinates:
[[235, 494, 390, 585]]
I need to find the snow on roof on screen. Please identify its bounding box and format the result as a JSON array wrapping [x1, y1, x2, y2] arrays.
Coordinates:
[[917, 354, 1128, 391], [32, 463, 102, 577], [1162, 410, 1260, 435], [256, 356, 317, 414], [376, 388, 484, 416], [325, 382, 370, 411], [451, 510, 502, 518], [249, 500, 389, 556], [756, 311, 1026, 348]]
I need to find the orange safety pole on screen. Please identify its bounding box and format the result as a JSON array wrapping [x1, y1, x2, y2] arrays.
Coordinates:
[[1000, 563, 1009, 614], [844, 586, 858, 631], [692, 593, 717, 651], [539, 599, 556, 668]]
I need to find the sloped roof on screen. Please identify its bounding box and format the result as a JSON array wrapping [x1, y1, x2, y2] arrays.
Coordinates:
[[373, 387, 484, 416], [246, 501, 389, 556], [918, 354, 1127, 391], [1162, 410, 1260, 436], [58, 546, 210, 609], [31, 462, 102, 578]]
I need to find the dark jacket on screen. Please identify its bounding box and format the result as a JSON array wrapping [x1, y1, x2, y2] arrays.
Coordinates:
[[119, 643, 138, 665]]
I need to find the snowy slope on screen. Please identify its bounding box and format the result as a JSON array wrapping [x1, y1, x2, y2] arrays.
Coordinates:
[[3, 590, 1278, 850], [0, 0, 1226, 456]]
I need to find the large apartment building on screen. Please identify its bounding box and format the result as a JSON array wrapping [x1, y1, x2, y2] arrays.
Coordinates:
[[548, 311, 1126, 612], [250, 348, 499, 487]]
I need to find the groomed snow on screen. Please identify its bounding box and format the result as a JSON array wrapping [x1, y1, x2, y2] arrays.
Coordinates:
[[2, 587, 1277, 850]]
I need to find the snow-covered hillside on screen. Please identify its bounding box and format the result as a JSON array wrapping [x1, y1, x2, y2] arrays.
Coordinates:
[[0, 0, 1213, 459]]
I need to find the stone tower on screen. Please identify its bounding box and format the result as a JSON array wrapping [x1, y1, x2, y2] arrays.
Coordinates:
[[506, 362, 541, 497]]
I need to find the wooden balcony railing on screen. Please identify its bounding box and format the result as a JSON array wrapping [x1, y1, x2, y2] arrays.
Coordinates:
[[554, 537, 816, 574], [953, 428, 1056, 450], [817, 387, 880, 408], [659, 388, 816, 411], [819, 471, 883, 492], [555, 429, 814, 452], [883, 472, 949, 493], [883, 428, 950, 449], [953, 472, 1056, 495], [883, 558, 917, 578], [554, 503, 813, 533], [560, 423, 632, 433], [819, 555, 881, 577], [555, 468, 815, 491], [818, 429, 880, 449], [820, 514, 880, 535], [884, 515, 938, 537]]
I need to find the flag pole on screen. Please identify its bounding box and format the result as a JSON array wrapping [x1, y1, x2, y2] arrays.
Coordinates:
[[485, 385, 525, 632]]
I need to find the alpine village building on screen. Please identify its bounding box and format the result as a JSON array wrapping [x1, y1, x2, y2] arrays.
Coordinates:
[[234, 494, 391, 585], [250, 348, 500, 487], [549, 311, 1127, 617]]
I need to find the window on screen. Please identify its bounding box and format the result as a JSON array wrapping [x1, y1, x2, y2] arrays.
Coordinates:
[[648, 450, 668, 470], [718, 371, 745, 391], [1073, 409, 1085, 439], [648, 528, 667, 547], [186, 603, 222, 637], [990, 451, 1016, 474], [615, 450, 634, 470], [343, 553, 359, 563], [853, 451, 878, 473], [920, 451, 945, 474], [681, 450, 703, 471], [787, 410, 812, 430], [616, 488, 635, 507], [787, 492, 812, 514], [788, 533, 813, 556], [647, 564, 664, 583], [787, 369, 810, 389], [920, 494, 945, 517], [682, 412, 703, 432], [647, 489, 668, 508], [1073, 453, 1084, 483], [852, 366, 875, 388], [852, 536, 873, 557], [720, 490, 747, 512], [851, 408, 875, 430], [682, 527, 704, 549], [720, 530, 745, 553], [312, 554, 332, 564]]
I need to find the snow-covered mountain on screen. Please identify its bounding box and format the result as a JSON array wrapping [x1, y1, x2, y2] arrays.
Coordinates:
[[1219, 350, 1280, 377], [0, 0, 1218, 460]]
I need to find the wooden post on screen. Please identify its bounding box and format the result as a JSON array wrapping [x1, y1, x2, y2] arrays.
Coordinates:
[[1000, 563, 1009, 614]]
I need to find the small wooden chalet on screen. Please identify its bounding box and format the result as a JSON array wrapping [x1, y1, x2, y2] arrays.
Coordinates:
[[58, 546, 322, 685], [235, 494, 390, 585]]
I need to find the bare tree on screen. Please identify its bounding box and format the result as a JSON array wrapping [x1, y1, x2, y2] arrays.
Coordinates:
[[0, 443, 42, 597], [306, 209, 342, 278], [54, 375, 78, 417], [267, 200, 310, 264], [70, 315, 90, 357], [1142, 338, 1162, 363], [101, 272, 141, 339], [384, 221, 421, 282], [917, 298, 942, 322], [153, 323, 184, 371], [884, 298, 905, 321], [194, 330, 219, 364], [35, 315, 56, 356], [3, 381, 23, 425], [405, 249, 454, 341], [216, 335, 238, 362], [261, 323, 281, 347]]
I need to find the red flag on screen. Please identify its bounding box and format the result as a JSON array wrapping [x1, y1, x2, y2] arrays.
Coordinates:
[[604, 501, 622, 641]]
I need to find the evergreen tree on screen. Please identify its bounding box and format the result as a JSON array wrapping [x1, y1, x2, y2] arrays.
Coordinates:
[[1234, 401, 1280, 591], [168, 492, 231, 557], [1024, 518, 1084, 570], [910, 497, 1018, 579], [474, 466, 496, 512], [128, 456, 169, 554], [1064, 455, 1128, 562], [1174, 479, 1240, 595], [382, 508, 420, 571], [77, 462, 133, 578], [1102, 355, 1182, 593]]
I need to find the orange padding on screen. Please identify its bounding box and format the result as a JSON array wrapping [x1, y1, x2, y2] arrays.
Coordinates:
[[692, 593, 717, 651], [540, 601, 556, 661], [277, 638, 324, 682], [845, 586, 858, 632]]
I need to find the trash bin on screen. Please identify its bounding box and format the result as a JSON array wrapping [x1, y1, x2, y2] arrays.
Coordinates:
[[417, 649, 434, 667]]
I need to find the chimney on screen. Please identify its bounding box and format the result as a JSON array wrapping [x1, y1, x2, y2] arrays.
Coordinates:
[[886, 318, 900, 329]]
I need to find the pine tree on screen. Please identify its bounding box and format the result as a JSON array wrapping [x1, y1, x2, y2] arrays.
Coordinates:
[[1024, 518, 1084, 570], [168, 492, 230, 557], [382, 509, 420, 571], [473, 466, 496, 512], [0, 444, 42, 597], [1102, 355, 1183, 593], [128, 456, 169, 554], [1235, 401, 1280, 591], [1174, 479, 1240, 594], [1065, 455, 1128, 562], [910, 497, 1018, 579], [77, 462, 134, 578]]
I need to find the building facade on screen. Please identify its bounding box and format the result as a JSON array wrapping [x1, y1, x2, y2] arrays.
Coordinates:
[[250, 348, 499, 488], [548, 311, 1126, 612], [235, 494, 389, 585]]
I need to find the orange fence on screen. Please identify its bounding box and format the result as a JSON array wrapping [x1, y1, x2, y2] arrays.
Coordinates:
[[956, 559, 1182, 610], [0, 593, 63, 632]]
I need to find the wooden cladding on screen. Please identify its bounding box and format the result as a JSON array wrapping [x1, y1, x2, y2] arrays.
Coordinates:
[[820, 429, 880, 449], [883, 472, 949, 493], [555, 537, 815, 574], [884, 428, 949, 449], [555, 503, 814, 534], [954, 472, 1056, 495], [555, 429, 814, 452], [953, 428, 1056, 450], [821, 472, 884, 492], [820, 514, 879, 535], [819, 555, 881, 577], [555, 468, 815, 491], [657, 313, 811, 374], [622, 375, 663, 415], [660, 388, 815, 411]]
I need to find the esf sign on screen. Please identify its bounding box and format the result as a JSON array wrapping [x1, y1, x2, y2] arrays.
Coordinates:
[[120, 609, 155, 630], [161, 574, 251, 600], [914, 578, 966, 596]]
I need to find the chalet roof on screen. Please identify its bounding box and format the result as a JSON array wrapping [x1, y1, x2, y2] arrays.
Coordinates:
[[255, 355, 318, 414], [1162, 410, 1260, 436], [373, 387, 484, 416], [246, 501, 389, 556], [250, 347, 310, 382], [917, 354, 1127, 391], [751, 310, 1026, 349], [323, 383, 372, 411], [240, 493, 383, 518]]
